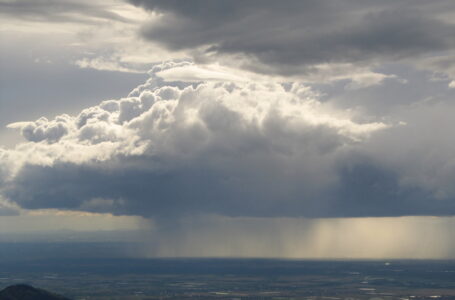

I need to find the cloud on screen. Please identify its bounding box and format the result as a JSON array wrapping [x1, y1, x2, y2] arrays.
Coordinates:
[[74, 57, 148, 74], [155, 61, 398, 89], [2, 62, 455, 219], [2, 0, 455, 260], [0, 0, 133, 24], [156, 64, 250, 83], [1, 63, 404, 219], [414, 52, 455, 88], [8, 115, 71, 143], [129, 0, 455, 78], [0, 197, 20, 216]]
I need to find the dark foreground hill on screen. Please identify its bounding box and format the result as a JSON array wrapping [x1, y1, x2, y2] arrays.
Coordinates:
[[0, 284, 70, 300]]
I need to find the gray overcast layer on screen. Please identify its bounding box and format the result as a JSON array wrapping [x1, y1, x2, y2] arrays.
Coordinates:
[[130, 0, 455, 75]]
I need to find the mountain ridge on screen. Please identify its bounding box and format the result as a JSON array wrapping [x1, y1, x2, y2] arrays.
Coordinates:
[[0, 284, 70, 300]]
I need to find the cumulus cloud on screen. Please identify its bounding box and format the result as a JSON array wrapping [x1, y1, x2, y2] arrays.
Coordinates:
[[2, 62, 455, 220], [0, 63, 404, 219], [2, 1, 455, 262], [8, 115, 71, 143]]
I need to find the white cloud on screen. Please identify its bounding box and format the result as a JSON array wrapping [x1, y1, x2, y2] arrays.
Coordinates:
[[0, 62, 390, 218], [6, 63, 386, 166], [156, 64, 249, 83], [75, 57, 146, 73], [2, 62, 455, 219], [8, 115, 72, 143]]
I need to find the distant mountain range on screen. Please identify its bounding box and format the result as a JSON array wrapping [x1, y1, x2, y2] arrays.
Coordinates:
[[0, 284, 70, 300]]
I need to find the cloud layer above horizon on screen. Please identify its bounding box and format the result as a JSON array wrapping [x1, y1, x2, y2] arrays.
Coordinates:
[[1, 61, 455, 219], [2, 0, 455, 221]]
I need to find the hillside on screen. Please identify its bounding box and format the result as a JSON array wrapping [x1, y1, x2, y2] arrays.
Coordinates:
[[0, 284, 70, 300]]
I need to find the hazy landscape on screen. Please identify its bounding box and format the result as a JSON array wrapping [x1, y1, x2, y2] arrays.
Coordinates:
[[1, 253, 454, 299]]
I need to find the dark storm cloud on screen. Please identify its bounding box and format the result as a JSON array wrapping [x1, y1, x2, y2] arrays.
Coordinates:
[[0, 0, 132, 24], [332, 158, 455, 217], [129, 0, 455, 75], [1, 65, 399, 219], [6, 151, 454, 219], [2, 64, 455, 219]]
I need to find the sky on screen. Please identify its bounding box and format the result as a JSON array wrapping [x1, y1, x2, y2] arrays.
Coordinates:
[[1, 0, 455, 259]]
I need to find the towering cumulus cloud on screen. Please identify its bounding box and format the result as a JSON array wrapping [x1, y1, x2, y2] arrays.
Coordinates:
[[1, 62, 455, 219], [0, 62, 455, 217]]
